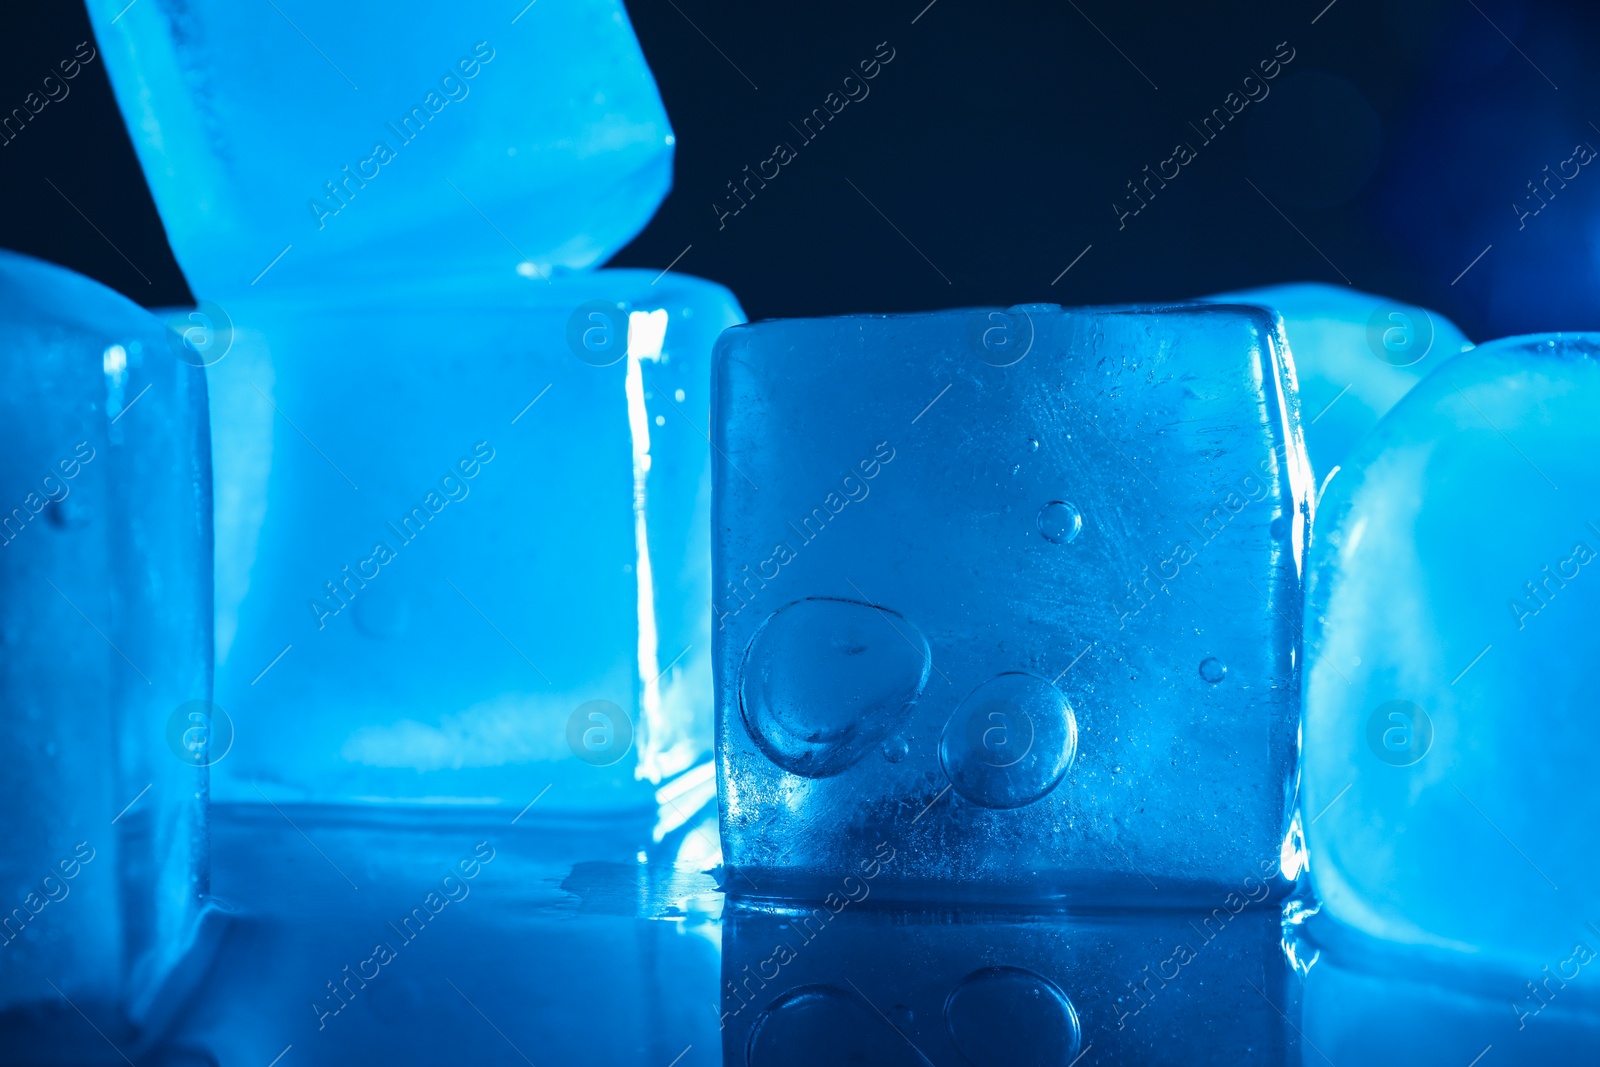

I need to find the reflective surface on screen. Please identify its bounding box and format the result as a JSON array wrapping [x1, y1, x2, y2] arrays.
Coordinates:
[[3, 806, 1587, 1062], [6, 806, 1593, 1064]]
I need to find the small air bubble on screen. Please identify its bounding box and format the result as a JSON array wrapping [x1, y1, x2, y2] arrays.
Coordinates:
[[1037, 501, 1083, 544]]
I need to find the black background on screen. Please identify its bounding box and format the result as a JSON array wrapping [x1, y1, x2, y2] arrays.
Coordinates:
[[3, 0, 1598, 341]]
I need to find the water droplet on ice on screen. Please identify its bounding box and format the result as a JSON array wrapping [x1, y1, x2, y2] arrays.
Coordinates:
[[939, 673, 1076, 809], [353, 586, 410, 640], [741, 598, 931, 777], [1199, 657, 1227, 683], [1036, 501, 1082, 544]]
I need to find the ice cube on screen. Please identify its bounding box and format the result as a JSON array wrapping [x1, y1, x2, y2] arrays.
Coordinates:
[[1303, 332, 1600, 973], [1202, 283, 1471, 480], [86, 0, 673, 296], [713, 303, 1312, 901], [202, 270, 742, 808], [0, 252, 210, 1024]]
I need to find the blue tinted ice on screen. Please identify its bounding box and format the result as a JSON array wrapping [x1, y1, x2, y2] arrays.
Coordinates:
[[87, 0, 674, 295], [713, 304, 1312, 900], [723, 902, 1292, 1064], [204, 271, 742, 808], [89, 0, 735, 813], [1303, 333, 1600, 974], [1202, 284, 1471, 480], [0, 252, 211, 1023], [1301, 940, 1600, 1063]]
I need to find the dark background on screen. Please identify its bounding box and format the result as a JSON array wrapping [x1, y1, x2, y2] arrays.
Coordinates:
[[4, 0, 1598, 341]]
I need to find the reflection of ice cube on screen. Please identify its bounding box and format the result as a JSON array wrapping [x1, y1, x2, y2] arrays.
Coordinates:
[[1301, 933, 1600, 1062], [723, 900, 1294, 1064], [1202, 283, 1471, 481], [203, 271, 742, 809], [0, 252, 210, 1025], [146, 812, 721, 1064], [1303, 333, 1600, 973], [713, 304, 1310, 900], [86, 0, 674, 297]]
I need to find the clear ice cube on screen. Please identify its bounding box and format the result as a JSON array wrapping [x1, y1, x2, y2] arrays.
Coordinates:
[[0, 252, 210, 1024], [203, 271, 742, 808], [713, 303, 1312, 901]]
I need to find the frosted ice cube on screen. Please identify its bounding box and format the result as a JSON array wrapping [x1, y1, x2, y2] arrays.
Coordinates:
[[202, 270, 742, 809], [1202, 283, 1471, 480], [86, 0, 674, 296], [713, 303, 1311, 901], [1303, 333, 1600, 973], [0, 252, 211, 1025]]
